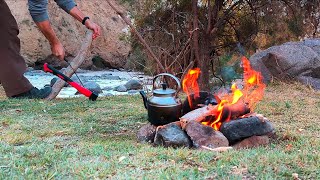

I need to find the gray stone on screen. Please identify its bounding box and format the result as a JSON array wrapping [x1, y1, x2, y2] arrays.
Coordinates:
[[50, 77, 68, 87], [101, 74, 121, 80], [102, 86, 114, 91], [220, 116, 275, 144], [26, 67, 34, 72], [185, 121, 229, 148], [250, 42, 320, 83], [233, 135, 270, 149], [128, 90, 139, 94], [105, 93, 114, 96], [154, 123, 192, 148], [71, 76, 86, 85], [125, 79, 143, 90], [301, 38, 320, 55], [78, 81, 102, 94], [115, 85, 127, 92], [137, 123, 157, 143], [297, 76, 320, 90]]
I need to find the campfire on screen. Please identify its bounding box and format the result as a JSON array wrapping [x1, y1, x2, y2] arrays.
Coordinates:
[[137, 57, 275, 150]]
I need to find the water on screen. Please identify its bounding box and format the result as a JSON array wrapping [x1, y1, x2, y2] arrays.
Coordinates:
[[24, 70, 152, 98]]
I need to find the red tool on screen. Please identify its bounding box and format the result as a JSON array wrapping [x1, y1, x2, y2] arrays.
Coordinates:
[[43, 63, 98, 101]]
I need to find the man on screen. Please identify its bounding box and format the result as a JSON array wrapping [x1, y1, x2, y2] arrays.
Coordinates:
[[0, 0, 101, 99]]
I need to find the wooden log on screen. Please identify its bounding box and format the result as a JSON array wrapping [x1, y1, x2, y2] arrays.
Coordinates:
[[46, 31, 93, 100], [201, 146, 233, 152], [180, 101, 250, 124], [180, 105, 217, 123]]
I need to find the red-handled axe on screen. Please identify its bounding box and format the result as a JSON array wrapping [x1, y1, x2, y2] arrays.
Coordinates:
[[43, 63, 98, 101]]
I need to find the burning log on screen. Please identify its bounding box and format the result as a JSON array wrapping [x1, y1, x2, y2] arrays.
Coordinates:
[[218, 100, 250, 121], [180, 100, 250, 130], [180, 105, 217, 125]]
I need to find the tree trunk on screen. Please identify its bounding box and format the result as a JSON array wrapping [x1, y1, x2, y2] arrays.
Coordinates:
[[191, 0, 200, 67], [199, 33, 211, 91]]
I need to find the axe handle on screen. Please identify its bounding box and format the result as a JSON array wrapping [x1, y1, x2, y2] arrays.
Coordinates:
[[43, 63, 98, 100]]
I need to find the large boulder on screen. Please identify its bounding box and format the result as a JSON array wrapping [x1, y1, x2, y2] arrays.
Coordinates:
[[250, 39, 320, 89], [7, 0, 131, 69]]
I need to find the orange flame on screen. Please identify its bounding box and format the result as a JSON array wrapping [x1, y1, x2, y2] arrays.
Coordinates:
[[182, 68, 201, 108], [182, 56, 266, 131]]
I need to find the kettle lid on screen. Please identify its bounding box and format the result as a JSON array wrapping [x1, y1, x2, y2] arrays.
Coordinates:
[[153, 83, 176, 96]]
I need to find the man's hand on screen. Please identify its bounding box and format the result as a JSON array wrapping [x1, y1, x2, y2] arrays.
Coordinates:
[[35, 20, 65, 60], [85, 20, 102, 40], [51, 42, 65, 60]]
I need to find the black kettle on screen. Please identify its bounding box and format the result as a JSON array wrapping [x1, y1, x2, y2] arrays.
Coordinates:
[[140, 73, 182, 126]]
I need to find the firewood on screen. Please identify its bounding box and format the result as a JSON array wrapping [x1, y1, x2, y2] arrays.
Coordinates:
[[180, 101, 250, 125], [201, 146, 233, 152], [180, 105, 218, 124], [220, 100, 250, 121], [46, 31, 93, 100]]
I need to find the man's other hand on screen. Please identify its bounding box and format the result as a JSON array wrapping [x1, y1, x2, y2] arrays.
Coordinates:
[[51, 42, 65, 60], [85, 20, 102, 40]]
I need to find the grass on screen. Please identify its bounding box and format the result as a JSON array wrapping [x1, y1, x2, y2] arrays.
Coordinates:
[[0, 82, 319, 179]]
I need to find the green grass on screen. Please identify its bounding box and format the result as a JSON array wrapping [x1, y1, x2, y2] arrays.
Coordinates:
[[0, 82, 319, 179]]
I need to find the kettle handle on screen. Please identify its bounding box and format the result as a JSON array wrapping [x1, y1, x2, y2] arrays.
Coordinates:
[[153, 73, 181, 95]]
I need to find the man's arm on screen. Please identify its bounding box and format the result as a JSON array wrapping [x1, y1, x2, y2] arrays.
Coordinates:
[[54, 0, 101, 39], [28, 0, 101, 60], [28, 0, 65, 60]]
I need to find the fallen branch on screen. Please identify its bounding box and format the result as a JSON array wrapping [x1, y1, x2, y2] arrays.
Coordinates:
[[201, 146, 233, 152], [46, 31, 93, 100]]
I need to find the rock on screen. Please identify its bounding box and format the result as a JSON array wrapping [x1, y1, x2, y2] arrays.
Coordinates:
[[34, 54, 68, 70], [128, 90, 139, 94], [74, 68, 88, 73], [50, 77, 68, 87], [71, 76, 86, 85], [137, 123, 157, 143], [250, 42, 320, 83], [115, 85, 127, 92], [105, 93, 114, 96], [154, 123, 192, 148], [82, 82, 102, 94], [299, 38, 320, 55], [297, 76, 320, 90], [220, 116, 275, 144], [233, 135, 270, 149], [101, 74, 121, 80], [125, 79, 143, 90], [92, 56, 107, 69], [184, 121, 229, 148], [7, 0, 131, 69], [26, 67, 34, 72], [102, 86, 114, 91]]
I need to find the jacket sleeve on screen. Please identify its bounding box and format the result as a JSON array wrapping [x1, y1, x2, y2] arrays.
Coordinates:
[[28, 0, 77, 23], [28, 0, 49, 22], [54, 0, 77, 13]]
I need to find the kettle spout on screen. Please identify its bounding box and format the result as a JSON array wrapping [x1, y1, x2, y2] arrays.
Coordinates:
[[139, 91, 148, 109]]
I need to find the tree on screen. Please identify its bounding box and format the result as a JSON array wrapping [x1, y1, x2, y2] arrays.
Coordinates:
[[126, 0, 319, 90]]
